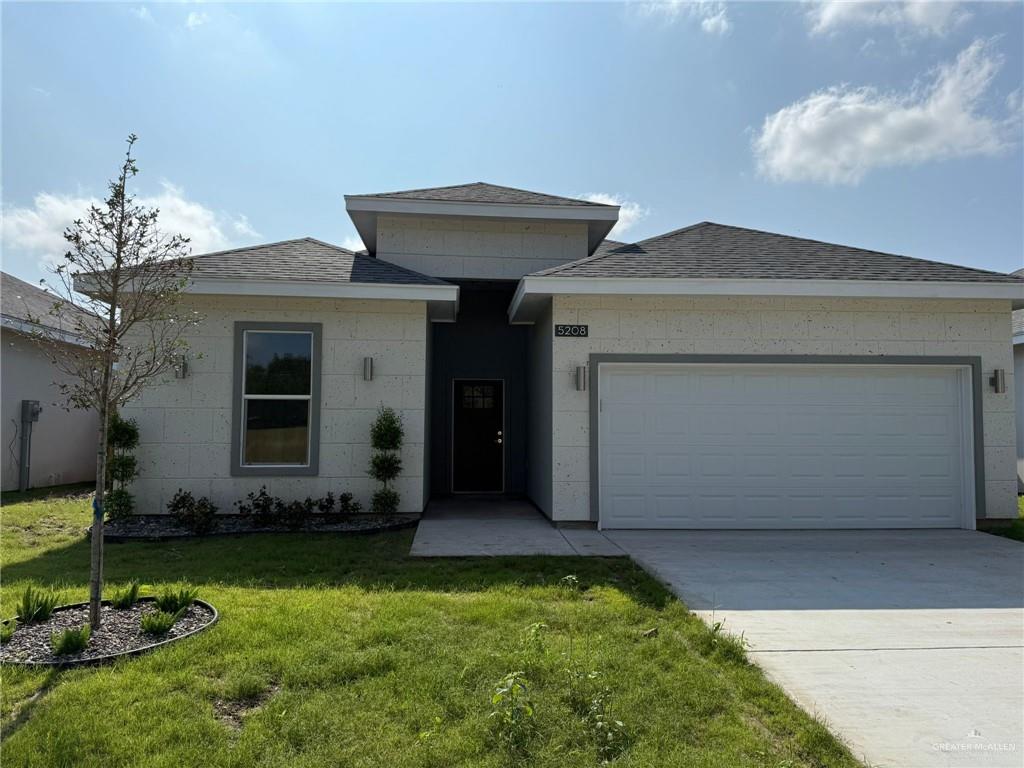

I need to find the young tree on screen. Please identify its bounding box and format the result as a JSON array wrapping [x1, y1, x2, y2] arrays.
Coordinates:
[[31, 135, 198, 628]]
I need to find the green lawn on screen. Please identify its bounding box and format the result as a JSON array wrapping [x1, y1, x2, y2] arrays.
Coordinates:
[[1, 486, 860, 768]]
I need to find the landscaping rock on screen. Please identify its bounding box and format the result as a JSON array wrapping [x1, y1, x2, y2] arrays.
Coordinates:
[[0, 598, 216, 666], [98, 513, 418, 541]]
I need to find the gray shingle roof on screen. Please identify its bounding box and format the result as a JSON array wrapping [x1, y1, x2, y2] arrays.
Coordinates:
[[1, 271, 96, 338], [533, 222, 1024, 283], [354, 182, 612, 208], [183, 238, 451, 286]]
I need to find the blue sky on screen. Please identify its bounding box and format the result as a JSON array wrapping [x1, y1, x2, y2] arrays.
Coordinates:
[[3, 1, 1022, 287]]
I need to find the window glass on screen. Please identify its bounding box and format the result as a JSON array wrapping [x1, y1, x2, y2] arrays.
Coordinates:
[[243, 399, 310, 465], [244, 332, 312, 395]]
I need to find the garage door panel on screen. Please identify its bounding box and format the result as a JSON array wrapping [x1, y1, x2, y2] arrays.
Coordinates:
[[599, 364, 971, 530]]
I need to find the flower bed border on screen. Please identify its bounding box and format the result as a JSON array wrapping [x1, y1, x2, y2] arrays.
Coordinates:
[[96, 513, 420, 542], [1, 596, 219, 669]]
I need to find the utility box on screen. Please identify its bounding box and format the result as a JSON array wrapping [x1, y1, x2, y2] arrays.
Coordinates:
[[21, 400, 42, 423]]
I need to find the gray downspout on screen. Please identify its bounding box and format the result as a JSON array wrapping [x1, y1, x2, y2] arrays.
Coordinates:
[[18, 400, 41, 491]]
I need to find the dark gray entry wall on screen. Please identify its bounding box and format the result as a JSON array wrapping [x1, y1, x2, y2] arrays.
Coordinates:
[[429, 282, 528, 496]]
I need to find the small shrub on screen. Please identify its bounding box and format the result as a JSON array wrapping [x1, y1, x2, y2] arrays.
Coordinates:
[[316, 492, 336, 514], [371, 487, 400, 516], [18, 586, 58, 624], [523, 622, 549, 656], [103, 488, 135, 520], [236, 486, 277, 527], [369, 452, 402, 485], [559, 574, 580, 592], [110, 582, 140, 609], [370, 406, 404, 451], [488, 671, 536, 754], [51, 625, 90, 655], [338, 492, 362, 514], [276, 498, 313, 530], [1, 620, 15, 645], [108, 413, 140, 450], [168, 489, 219, 534], [154, 586, 198, 614], [582, 681, 629, 763], [141, 609, 184, 636], [107, 454, 138, 485]]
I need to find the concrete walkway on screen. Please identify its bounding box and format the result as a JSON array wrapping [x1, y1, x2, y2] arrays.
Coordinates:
[[605, 529, 1024, 768], [409, 498, 624, 557]]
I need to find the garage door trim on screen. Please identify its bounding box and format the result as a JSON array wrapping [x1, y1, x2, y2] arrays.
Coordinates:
[[588, 354, 984, 528]]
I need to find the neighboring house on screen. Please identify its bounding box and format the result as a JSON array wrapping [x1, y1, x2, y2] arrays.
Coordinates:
[[1, 272, 98, 492], [1013, 268, 1024, 493], [105, 182, 1024, 529]]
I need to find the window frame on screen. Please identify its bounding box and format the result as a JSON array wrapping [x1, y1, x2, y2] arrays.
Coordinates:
[[231, 321, 322, 477]]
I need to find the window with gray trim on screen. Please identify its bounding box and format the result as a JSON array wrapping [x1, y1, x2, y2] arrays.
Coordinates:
[[231, 322, 321, 476]]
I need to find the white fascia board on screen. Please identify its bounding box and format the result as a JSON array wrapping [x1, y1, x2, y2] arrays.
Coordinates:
[[509, 276, 1024, 321], [344, 195, 619, 223], [1, 314, 92, 347], [185, 278, 458, 303]]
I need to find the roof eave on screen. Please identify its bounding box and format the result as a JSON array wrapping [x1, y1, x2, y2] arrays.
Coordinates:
[[508, 276, 1024, 323]]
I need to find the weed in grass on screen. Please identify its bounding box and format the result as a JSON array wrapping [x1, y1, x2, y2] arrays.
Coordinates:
[[51, 625, 90, 655], [110, 582, 140, 609], [17, 586, 58, 623], [141, 608, 185, 636], [154, 586, 198, 614], [489, 671, 537, 755], [697, 619, 748, 664], [580, 675, 630, 764], [560, 574, 580, 592], [0, 619, 15, 644]]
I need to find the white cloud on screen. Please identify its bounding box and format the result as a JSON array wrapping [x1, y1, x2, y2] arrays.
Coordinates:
[[577, 193, 648, 240], [806, 1, 970, 38], [185, 11, 208, 30], [637, 1, 732, 35], [1, 182, 260, 269], [130, 6, 153, 23], [341, 234, 365, 252], [752, 40, 1019, 185]]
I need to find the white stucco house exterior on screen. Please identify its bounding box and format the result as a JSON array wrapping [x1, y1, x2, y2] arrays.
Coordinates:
[[106, 183, 1024, 529], [1, 272, 98, 492], [1012, 274, 1024, 493]]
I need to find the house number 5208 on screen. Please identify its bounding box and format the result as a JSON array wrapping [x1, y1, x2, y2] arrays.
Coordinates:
[[555, 324, 589, 338]]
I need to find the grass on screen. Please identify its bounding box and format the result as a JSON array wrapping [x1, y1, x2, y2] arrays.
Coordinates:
[[0, 485, 862, 767]]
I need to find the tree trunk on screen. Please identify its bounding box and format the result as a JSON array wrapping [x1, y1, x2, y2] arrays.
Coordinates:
[[89, 377, 111, 629]]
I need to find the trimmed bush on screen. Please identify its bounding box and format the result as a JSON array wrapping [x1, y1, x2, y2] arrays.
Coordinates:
[[370, 406, 403, 451], [108, 413, 140, 450], [371, 487, 400, 516], [103, 488, 135, 521], [168, 489, 219, 534], [107, 454, 138, 485], [236, 486, 277, 527], [51, 625, 90, 655], [337, 492, 362, 515], [18, 586, 58, 624]]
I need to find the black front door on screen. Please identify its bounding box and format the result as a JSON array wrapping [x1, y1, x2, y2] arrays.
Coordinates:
[[452, 380, 504, 493]]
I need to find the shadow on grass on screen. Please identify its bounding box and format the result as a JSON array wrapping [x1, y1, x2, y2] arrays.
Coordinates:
[[0, 483, 94, 507], [2, 529, 671, 609], [0, 668, 64, 742]]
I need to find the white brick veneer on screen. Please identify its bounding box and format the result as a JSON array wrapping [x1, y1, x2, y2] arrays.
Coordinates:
[[122, 295, 428, 514], [377, 215, 588, 279], [549, 295, 1018, 522]]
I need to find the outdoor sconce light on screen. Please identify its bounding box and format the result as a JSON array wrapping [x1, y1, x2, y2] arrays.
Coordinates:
[[990, 368, 1006, 394], [173, 354, 189, 379], [575, 365, 587, 392], [363, 356, 374, 382]]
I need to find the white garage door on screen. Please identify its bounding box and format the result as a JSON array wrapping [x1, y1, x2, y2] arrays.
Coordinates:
[[598, 364, 974, 529]]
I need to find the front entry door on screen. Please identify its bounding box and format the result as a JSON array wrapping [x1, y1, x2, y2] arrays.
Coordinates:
[[452, 380, 504, 493]]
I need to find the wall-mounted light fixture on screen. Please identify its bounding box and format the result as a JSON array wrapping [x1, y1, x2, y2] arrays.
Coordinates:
[[363, 356, 374, 382], [990, 368, 1006, 393], [575, 365, 587, 392], [173, 354, 189, 379]]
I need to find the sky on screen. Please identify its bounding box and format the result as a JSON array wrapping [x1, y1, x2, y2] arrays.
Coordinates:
[[2, 1, 1023, 288]]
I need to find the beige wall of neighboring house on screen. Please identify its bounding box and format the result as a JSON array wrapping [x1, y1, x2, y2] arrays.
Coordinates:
[[121, 295, 428, 514], [1015, 342, 1024, 491], [376, 214, 588, 280], [1, 331, 98, 491], [548, 295, 1018, 522]]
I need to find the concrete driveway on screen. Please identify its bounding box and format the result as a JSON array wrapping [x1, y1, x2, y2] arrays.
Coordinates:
[[605, 530, 1024, 768]]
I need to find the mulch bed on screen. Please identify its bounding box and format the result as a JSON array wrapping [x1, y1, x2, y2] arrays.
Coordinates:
[[99, 513, 419, 541], [0, 597, 217, 667]]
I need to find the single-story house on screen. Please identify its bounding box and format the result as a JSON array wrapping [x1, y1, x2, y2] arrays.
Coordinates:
[[1013, 271, 1024, 492], [117, 182, 1024, 529], [1, 272, 98, 491]]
